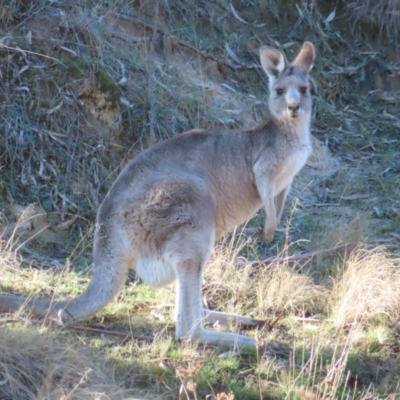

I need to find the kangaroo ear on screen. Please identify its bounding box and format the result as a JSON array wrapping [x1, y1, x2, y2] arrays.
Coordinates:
[[259, 46, 287, 81], [291, 42, 315, 74]]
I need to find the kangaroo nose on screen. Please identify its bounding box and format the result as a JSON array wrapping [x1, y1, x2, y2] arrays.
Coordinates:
[[288, 103, 299, 112]]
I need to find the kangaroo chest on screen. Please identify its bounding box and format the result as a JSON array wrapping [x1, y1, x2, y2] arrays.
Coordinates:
[[274, 144, 311, 194]]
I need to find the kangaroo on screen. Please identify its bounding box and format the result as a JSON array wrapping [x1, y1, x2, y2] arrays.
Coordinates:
[[0, 42, 315, 348]]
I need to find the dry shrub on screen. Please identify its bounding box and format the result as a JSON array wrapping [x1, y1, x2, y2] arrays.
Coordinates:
[[0, 328, 137, 400], [0, 238, 18, 271], [206, 237, 325, 318], [204, 235, 257, 313], [343, 0, 400, 41], [255, 262, 325, 316], [330, 247, 400, 328]]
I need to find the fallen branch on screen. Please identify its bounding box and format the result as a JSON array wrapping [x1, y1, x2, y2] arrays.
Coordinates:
[[242, 242, 355, 267], [67, 325, 154, 343]]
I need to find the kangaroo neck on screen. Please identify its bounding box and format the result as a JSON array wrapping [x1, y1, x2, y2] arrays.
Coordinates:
[[270, 114, 311, 146]]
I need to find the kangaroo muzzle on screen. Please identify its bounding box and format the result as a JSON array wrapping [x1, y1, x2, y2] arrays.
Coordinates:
[[285, 89, 301, 118]]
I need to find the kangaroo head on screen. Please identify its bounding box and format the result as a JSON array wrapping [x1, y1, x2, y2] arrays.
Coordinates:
[[260, 42, 315, 124]]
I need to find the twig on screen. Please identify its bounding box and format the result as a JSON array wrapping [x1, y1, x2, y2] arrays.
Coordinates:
[[31, 127, 69, 138], [292, 316, 334, 322], [242, 242, 355, 267], [269, 311, 284, 330], [177, 40, 258, 70], [0, 43, 66, 66], [67, 325, 154, 342], [109, 13, 159, 32], [389, 232, 400, 242], [229, 2, 265, 27], [0, 319, 20, 326]]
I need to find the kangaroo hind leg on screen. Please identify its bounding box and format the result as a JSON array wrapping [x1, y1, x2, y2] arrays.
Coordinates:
[[170, 230, 257, 349], [205, 310, 265, 328]]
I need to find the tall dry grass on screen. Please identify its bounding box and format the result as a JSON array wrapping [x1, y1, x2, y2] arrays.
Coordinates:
[[330, 247, 400, 328], [205, 234, 326, 322], [0, 328, 143, 400], [2, 227, 400, 397], [343, 0, 400, 41]]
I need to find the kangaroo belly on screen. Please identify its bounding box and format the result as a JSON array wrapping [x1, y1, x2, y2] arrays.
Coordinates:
[[136, 256, 176, 287]]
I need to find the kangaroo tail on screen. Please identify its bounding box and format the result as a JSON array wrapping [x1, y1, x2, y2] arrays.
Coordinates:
[[0, 295, 69, 319], [0, 249, 129, 324]]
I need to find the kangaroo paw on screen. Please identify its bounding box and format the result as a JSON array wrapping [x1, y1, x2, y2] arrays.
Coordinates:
[[56, 309, 74, 324]]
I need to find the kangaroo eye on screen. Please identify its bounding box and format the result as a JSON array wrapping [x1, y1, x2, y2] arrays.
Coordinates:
[[299, 86, 307, 95], [275, 88, 284, 96]]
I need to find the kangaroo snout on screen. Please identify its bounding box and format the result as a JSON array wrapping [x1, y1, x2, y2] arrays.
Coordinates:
[[287, 102, 300, 113], [285, 89, 301, 117], [286, 100, 300, 118]]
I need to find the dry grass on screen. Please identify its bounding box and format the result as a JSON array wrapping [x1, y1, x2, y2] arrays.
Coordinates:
[[343, 0, 400, 41], [2, 233, 400, 398], [0, 0, 400, 398], [0, 328, 139, 400], [206, 235, 326, 323], [330, 248, 400, 328]]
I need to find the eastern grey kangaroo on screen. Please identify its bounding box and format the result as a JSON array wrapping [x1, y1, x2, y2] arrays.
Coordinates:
[[0, 42, 315, 348]]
